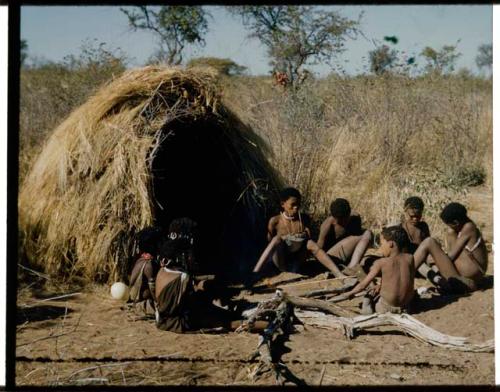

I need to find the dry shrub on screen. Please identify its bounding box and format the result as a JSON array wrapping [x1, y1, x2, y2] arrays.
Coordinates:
[[20, 42, 128, 182], [223, 73, 492, 240]]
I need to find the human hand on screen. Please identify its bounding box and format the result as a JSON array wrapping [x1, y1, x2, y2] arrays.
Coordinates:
[[369, 284, 381, 296]]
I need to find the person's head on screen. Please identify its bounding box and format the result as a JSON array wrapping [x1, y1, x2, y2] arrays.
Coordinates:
[[440, 202, 468, 231], [329, 198, 351, 226], [159, 217, 199, 272], [279, 187, 302, 218], [380, 226, 410, 256], [136, 226, 163, 256], [404, 196, 424, 226], [167, 217, 198, 245], [158, 237, 195, 273]]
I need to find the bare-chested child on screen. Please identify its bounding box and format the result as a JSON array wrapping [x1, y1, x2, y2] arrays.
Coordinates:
[[253, 187, 346, 278], [128, 226, 164, 315], [155, 218, 267, 333], [316, 198, 373, 275], [340, 226, 415, 314], [399, 196, 430, 254], [414, 202, 488, 293]]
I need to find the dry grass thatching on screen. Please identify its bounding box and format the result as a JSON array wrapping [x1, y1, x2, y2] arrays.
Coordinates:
[[19, 65, 280, 284]]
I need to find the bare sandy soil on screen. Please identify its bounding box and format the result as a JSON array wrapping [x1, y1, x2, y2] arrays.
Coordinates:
[[15, 187, 494, 386]]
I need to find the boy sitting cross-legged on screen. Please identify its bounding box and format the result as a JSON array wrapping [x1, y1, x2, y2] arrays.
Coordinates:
[[340, 226, 415, 314], [399, 196, 431, 254], [316, 198, 373, 276], [253, 187, 346, 278]]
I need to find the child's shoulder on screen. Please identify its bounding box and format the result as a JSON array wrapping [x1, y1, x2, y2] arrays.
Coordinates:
[[462, 220, 478, 234], [269, 215, 281, 225], [418, 221, 430, 229]]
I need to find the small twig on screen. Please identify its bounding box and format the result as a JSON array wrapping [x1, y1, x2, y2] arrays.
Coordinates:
[[34, 292, 81, 303], [74, 377, 108, 384], [249, 99, 274, 110], [17, 321, 29, 331], [317, 365, 326, 386], [67, 362, 131, 381], [21, 293, 81, 309], [24, 367, 43, 379], [17, 313, 82, 348], [18, 263, 50, 280]]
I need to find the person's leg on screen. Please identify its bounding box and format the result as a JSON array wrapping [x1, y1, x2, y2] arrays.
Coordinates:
[[253, 236, 284, 272], [326, 236, 362, 264], [414, 237, 461, 279], [360, 293, 376, 315], [346, 230, 373, 269], [307, 240, 346, 278]]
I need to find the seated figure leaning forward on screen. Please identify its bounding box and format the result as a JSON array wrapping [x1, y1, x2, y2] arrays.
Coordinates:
[[340, 226, 415, 314], [253, 187, 346, 278], [128, 226, 164, 316], [413, 202, 488, 293], [316, 198, 373, 276], [155, 217, 267, 333]]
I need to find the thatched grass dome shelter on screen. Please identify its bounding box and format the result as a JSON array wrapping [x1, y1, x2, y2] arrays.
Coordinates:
[[19, 66, 280, 284]]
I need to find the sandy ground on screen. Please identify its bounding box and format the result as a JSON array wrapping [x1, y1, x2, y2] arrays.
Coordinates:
[[15, 186, 494, 386]]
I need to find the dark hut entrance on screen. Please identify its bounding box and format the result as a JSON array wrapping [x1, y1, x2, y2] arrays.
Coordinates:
[[150, 117, 269, 281]]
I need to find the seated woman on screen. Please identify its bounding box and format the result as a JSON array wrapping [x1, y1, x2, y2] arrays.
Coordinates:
[[413, 202, 488, 293], [128, 226, 164, 316], [156, 217, 267, 333]]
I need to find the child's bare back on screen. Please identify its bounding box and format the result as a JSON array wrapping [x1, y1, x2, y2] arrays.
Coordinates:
[[377, 253, 415, 308], [342, 226, 415, 314]]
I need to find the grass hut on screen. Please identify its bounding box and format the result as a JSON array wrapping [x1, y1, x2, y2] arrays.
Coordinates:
[[19, 66, 280, 284]]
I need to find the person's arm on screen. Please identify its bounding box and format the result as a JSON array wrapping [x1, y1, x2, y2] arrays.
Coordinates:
[[447, 222, 474, 261], [344, 260, 383, 298], [348, 213, 363, 235], [420, 222, 431, 240], [302, 213, 312, 239], [267, 216, 278, 242], [317, 217, 332, 250]]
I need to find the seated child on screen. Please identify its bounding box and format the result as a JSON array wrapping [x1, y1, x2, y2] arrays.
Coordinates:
[[316, 198, 373, 275], [341, 226, 415, 314], [156, 218, 267, 333], [253, 187, 346, 277], [413, 202, 488, 292], [128, 226, 164, 315], [399, 196, 430, 254]]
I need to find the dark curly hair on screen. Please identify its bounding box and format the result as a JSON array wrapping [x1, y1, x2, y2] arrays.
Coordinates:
[[136, 226, 163, 255], [279, 187, 302, 203], [439, 202, 468, 224], [167, 217, 198, 244], [381, 225, 410, 251], [330, 198, 351, 219], [404, 196, 424, 211], [160, 217, 199, 271]]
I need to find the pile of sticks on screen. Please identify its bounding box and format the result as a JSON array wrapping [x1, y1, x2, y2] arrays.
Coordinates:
[[239, 282, 494, 384]]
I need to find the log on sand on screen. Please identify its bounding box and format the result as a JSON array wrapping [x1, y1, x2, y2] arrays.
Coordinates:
[[296, 309, 494, 353], [278, 276, 357, 297]]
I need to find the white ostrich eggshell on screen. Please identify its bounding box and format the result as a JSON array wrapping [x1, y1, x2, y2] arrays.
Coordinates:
[[110, 282, 130, 301]]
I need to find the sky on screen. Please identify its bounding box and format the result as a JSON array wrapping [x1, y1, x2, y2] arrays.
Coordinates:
[[20, 5, 492, 77]]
